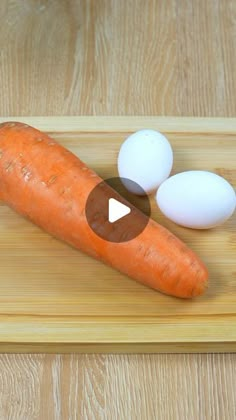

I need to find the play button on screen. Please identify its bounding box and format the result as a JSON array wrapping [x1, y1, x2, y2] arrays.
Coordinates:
[[108, 198, 131, 223], [85, 177, 151, 243]]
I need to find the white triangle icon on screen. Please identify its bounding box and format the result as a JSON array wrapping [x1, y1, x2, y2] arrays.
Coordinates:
[[108, 198, 131, 223]]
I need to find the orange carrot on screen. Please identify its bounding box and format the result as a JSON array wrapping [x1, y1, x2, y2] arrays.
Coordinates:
[[0, 122, 208, 298]]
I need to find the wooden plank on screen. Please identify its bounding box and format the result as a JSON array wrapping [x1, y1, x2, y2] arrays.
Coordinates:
[[0, 0, 235, 118], [0, 117, 235, 352]]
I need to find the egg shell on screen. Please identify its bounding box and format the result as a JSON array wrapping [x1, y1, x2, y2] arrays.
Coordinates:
[[156, 171, 236, 229], [118, 129, 173, 195]]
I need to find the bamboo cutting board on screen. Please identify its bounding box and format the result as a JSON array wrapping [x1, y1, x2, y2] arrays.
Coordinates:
[[0, 117, 235, 353]]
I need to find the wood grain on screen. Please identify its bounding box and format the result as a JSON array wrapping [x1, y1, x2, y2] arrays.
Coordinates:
[[0, 0, 235, 116], [0, 354, 235, 420], [0, 1, 235, 419]]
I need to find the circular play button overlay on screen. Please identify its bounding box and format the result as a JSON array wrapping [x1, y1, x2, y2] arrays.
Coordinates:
[[85, 177, 151, 243]]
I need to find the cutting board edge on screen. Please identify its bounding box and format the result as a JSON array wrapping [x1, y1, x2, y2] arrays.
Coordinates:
[[0, 342, 235, 354], [1, 116, 236, 133], [0, 315, 236, 353]]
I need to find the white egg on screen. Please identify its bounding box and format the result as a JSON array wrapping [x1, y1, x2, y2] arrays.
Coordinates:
[[156, 171, 236, 229], [118, 129, 173, 195]]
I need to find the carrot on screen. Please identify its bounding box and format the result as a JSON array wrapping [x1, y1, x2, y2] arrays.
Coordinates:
[[0, 121, 208, 298]]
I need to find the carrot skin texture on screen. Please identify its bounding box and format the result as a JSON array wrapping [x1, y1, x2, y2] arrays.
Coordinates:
[[0, 122, 208, 298]]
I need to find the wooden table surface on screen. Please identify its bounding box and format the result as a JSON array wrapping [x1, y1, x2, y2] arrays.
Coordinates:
[[0, 1, 235, 419]]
